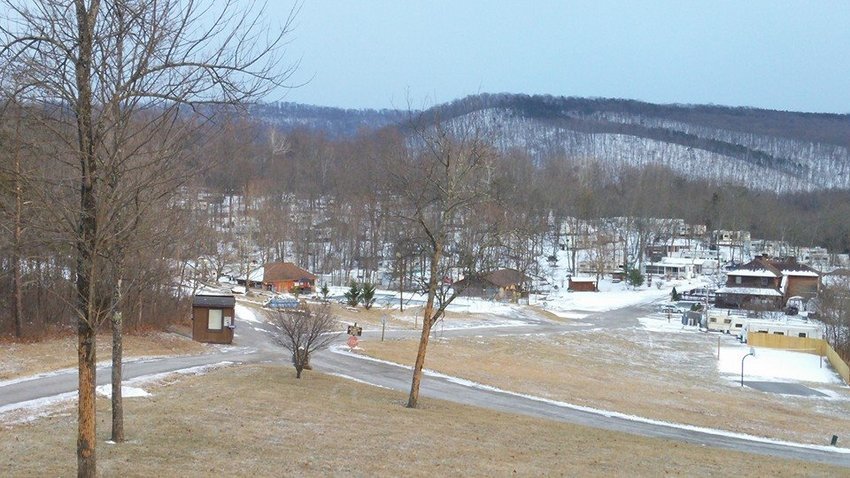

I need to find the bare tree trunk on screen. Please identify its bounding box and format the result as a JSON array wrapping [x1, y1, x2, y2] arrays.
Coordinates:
[[111, 278, 124, 443], [77, 321, 97, 477], [407, 304, 433, 408], [12, 158, 23, 337], [12, 104, 24, 338], [407, 245, 442, 409], [75, 3, 99, 475]]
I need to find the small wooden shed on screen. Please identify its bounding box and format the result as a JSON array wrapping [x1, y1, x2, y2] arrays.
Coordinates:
[[192, 294, 236, 344], [568, 277, 598, 292]]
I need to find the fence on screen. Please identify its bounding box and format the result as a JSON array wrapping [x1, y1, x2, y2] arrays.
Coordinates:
[[826, 343, 850, 384], [747, 332, 850, 385], [746, 333, 826, 355]]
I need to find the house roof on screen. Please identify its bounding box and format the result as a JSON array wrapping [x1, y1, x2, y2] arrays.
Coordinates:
[[727, 257, 782, 278], [481, 269, 529, 288], [234, 266, 264, 282], [192, 294, 236, 308], [769, 258, 820, 277], [262, 262, 316, 282]]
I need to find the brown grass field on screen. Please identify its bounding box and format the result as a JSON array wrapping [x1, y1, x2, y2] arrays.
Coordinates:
[[0, 332, 207, 381], [0, 363, 844, 477], [358, 327, 850, 446]]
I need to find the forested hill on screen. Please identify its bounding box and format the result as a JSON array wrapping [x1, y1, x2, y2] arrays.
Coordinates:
[[250, 102, 408, 138], [252, 94, 850, 192]]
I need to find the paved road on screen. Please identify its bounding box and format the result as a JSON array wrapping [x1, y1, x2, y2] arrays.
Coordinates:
[[312, 348, 850, 468], [3, 300, 850, 468], [745, 381, 829, 397]]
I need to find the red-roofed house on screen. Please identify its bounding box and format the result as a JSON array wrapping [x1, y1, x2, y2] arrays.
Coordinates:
[[262, 262, 317, 294]]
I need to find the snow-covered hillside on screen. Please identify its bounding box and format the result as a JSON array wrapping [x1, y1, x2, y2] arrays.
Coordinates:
[[253, 94, 850, 192]]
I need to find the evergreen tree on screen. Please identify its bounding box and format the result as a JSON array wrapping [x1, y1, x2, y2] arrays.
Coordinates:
[[361, 282, 377, 310], [344, 281, 361, 307], [626, 268, 644, 289], [671, 287, 681, 301], [321, 283, 330, 301]]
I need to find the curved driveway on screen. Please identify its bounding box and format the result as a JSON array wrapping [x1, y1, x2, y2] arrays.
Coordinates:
[[2, 300, 849, 468]]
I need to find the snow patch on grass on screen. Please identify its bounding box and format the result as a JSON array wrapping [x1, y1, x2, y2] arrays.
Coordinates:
[[95, 385, 151, 398], [718, 346, 842, 384], [236, 303, 263, 323], [327, 372, 392, 389]]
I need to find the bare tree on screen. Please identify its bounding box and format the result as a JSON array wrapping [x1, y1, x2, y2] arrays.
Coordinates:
[[818, 276, 850, 358], [387, 117, 496, 408], [0, 1, 296, 475], [272, 303, 340, 378]]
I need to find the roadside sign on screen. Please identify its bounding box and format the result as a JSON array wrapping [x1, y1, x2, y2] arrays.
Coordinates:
[[347, 335, 359, 348], [347, 324, 363, 336]]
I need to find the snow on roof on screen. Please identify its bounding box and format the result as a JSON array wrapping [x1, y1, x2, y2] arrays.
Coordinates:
[[770, 258, 820, 276], [781, 270, 819, 277], [727, 269, 780, 278], [746, 318, 821, 329], [715, 287, 782, 297], [569, 276, 597, 282], [235, 266, 264, 282]]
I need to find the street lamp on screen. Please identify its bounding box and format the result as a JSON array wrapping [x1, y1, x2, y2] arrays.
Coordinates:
[[741, 347, 755, 387]]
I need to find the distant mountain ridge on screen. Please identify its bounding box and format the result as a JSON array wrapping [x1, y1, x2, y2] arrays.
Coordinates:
[[251, 94, 850, 191]]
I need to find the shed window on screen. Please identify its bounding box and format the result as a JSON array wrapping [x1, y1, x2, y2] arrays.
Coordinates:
[[735, 276, 742, 284], [208, 309, 223, 330]]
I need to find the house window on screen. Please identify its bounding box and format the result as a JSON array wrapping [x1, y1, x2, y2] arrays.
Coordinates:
[[773, 331, 784, 335], [735, 276, 742, 284], [798, 333, 807, 338], [760, 277, 768, 286], [723, 319, 732, 324], [208, 309, 223, 330]]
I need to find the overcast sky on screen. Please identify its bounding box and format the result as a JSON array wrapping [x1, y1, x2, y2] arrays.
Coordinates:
[[267, 1, 850, 114]]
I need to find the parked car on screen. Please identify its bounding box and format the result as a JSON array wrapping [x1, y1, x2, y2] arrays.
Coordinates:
[[231, 285, 247, 295], [659, 304, 678, 314]]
